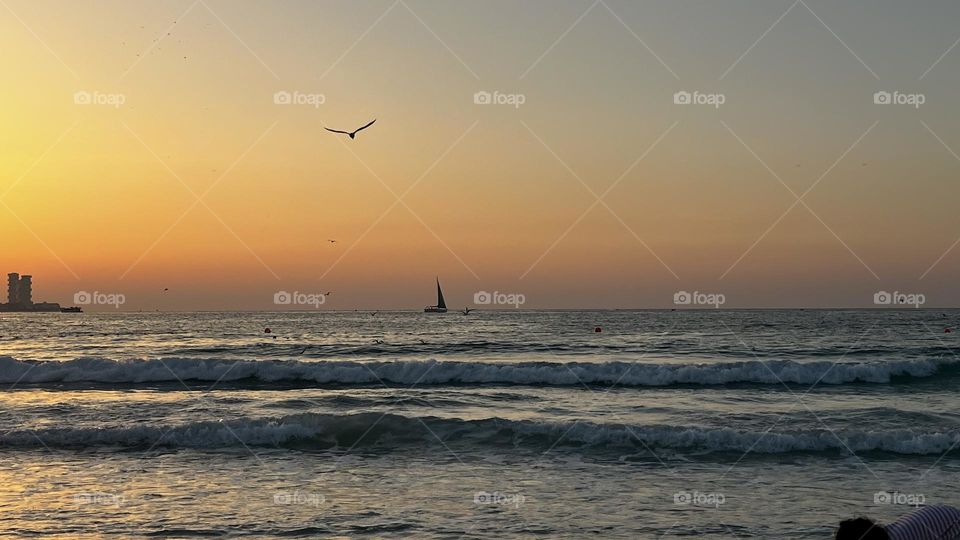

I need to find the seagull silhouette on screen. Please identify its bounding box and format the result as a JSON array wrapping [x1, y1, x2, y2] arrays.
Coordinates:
[[325, 119, 376, 140]]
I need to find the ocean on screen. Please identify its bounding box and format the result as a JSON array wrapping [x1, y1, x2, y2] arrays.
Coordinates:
[[0, 310, 957, 538]]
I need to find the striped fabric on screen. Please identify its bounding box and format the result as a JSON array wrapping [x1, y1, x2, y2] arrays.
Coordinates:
[[886, 505, 960, 540]]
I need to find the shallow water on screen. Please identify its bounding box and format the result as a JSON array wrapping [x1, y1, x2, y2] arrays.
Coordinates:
[[0, 310, 957, 538]]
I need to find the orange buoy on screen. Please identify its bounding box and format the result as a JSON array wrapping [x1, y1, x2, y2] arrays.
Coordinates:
[[264, 328, 272, 334], [594, 326, 602, 333]]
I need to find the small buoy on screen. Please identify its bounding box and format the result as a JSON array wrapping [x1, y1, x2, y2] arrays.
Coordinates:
[[594, 326, 602, 333], [946, 328, 952, 333], [264, 328, 272, 334]]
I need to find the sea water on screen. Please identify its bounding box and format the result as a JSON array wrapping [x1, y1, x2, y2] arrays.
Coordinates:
[[0, 310, 957, 538]]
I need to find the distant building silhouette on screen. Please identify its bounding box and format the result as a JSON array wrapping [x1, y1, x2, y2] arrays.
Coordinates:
[[18, 275, 32, 305], [0, 272, 79, 312], [7, 273, 20, 306]]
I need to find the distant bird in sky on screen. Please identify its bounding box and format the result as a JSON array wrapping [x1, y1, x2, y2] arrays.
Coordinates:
[[325, 119, 376, 140], [324, 291, 332, 296], [162, 288, 169, 292], [327, 239, 337, 244]]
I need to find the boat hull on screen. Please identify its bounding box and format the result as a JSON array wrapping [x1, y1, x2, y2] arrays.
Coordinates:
[[424, 307, 447, 313]]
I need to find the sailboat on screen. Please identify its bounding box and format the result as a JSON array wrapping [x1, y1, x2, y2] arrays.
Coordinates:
[[424, 278, 448, 313]]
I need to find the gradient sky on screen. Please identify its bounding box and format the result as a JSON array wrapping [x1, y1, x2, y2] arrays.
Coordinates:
[[2, 0, 960, 310]]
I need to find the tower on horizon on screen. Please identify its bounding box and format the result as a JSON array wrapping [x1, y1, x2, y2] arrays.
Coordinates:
[[7, 273, 19, 305], [0, 272, 66, 312], [18, 275, 32, 306]]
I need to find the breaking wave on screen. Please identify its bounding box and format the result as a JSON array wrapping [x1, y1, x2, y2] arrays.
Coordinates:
[[0, 356, 951, 387], [1, 412, 957, 455]]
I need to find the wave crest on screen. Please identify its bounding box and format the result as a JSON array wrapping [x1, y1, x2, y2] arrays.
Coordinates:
[[0, 356, 948, 387], [2, 412, 957, 455]]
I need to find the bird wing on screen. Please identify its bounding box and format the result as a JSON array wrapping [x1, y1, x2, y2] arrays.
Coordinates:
[[354, 119, 376, 133], [325, 127, 351, 135]]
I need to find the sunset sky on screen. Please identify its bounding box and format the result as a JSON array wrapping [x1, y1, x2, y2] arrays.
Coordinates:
[[2, 0, 960, 310]]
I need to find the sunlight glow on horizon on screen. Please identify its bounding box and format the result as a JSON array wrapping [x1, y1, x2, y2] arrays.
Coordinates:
[[3, 0, 960, 310]]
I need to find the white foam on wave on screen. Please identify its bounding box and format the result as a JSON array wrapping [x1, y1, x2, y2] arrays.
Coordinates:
[[1, 412, 957, 455], [0, 356, 947, 387]]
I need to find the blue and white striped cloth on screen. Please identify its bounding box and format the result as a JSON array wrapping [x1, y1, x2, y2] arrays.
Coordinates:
[[886, 505, 960, 540]]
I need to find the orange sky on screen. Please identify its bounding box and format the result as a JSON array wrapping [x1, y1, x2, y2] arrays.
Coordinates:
[[2, 0, 960, 310]]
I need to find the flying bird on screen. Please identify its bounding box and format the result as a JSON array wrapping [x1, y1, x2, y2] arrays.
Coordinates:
[[327, 239, 337, 244], [325, 119, 376, 140]]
